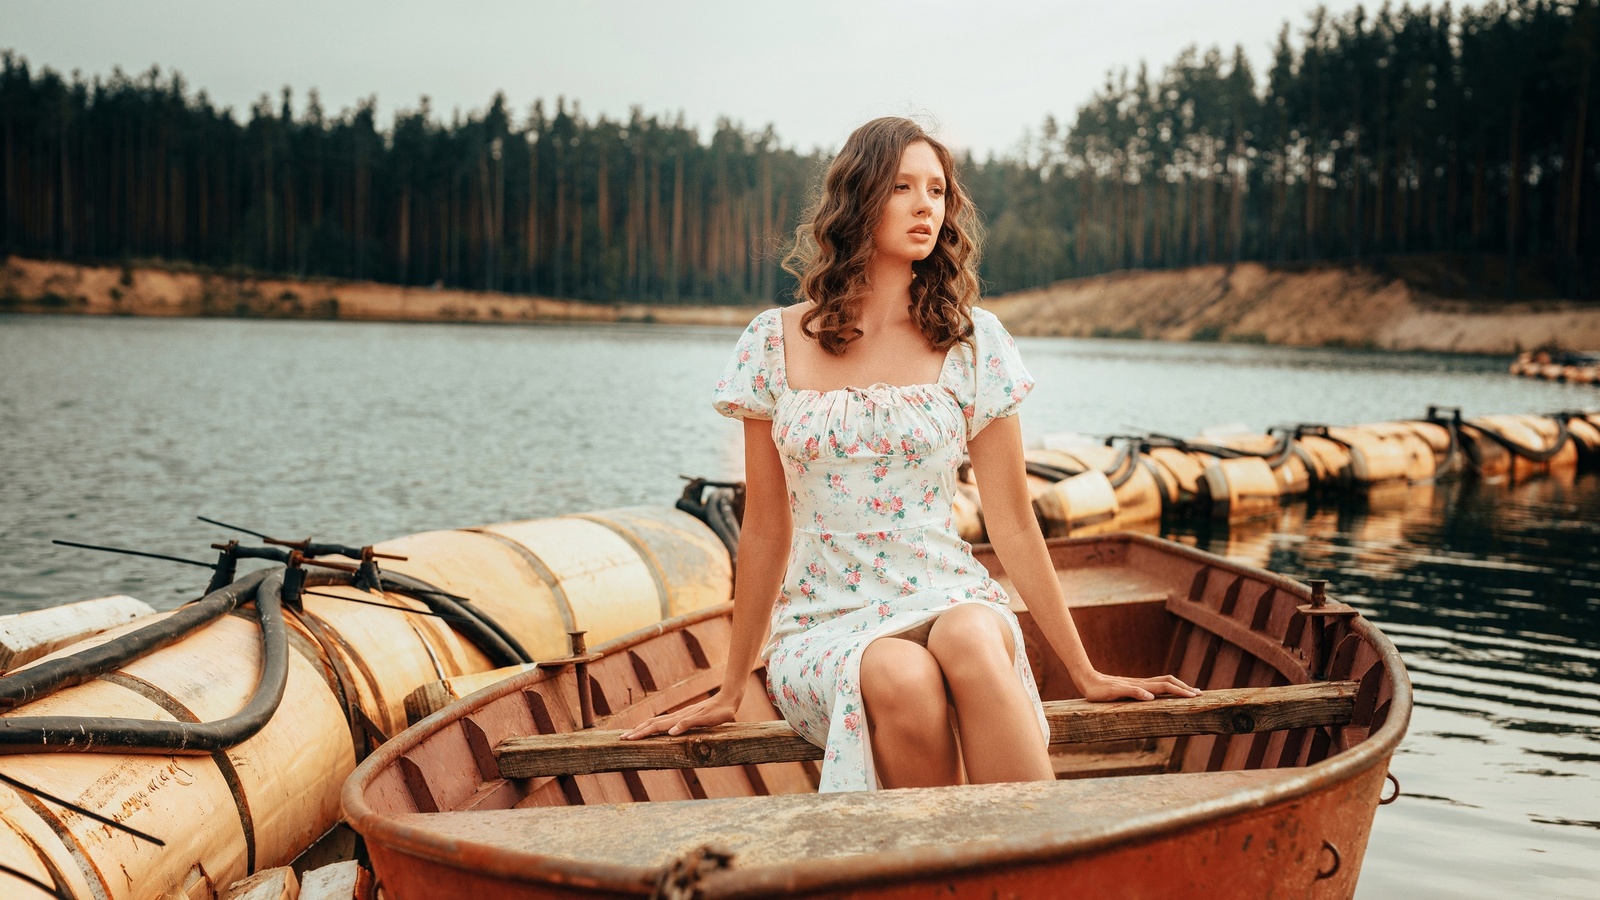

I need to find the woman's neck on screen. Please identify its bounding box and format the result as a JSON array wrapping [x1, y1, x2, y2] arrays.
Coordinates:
[[860, 255, 914, 330]]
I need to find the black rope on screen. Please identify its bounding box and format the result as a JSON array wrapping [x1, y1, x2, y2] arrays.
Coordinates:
[[196, 515, 274, 540], [381, 572, 530, 665], [300, 589, 486, 627], [50, 539, 214, 569], [0, 862, 63, 899], [0, 772, 164, 845]]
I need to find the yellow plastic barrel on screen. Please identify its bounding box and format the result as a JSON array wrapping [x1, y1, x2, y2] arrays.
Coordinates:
[[1144, 447, 1211, 506], [0, 506, 729, 900], [1332, 427, 1431, 485], [1567, 415, 1600, 462], [1029, 447, 1162, 528], [1463, 414, 1580, 481], [1198, 456, 1281, 520], [1030, 470, 1120, 537]]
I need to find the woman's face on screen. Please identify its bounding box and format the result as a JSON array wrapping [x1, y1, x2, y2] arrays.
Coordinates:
[[871, 140, 946, 264]]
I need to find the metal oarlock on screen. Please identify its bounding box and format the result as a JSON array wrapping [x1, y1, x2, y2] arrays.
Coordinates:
[[1298, 578, 1359, 680], [533, 631, 601, 729], [570, 631, 595, 730]]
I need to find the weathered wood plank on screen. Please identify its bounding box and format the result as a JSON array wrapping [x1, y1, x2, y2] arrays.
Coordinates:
[[1165, 594, 1311, 682], [495, 681, 1358, 779], [225, 866, 299, 900], [0, 594, 154, 672], [298, 860, 373, 900]]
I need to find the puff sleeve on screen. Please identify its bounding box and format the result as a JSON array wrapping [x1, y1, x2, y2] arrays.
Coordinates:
[[958, 308, 1035, 440], [711, 308, 782, 420]]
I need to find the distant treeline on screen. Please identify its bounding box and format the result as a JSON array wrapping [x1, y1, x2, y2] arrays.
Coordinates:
[[2, 1, 1596, 303]]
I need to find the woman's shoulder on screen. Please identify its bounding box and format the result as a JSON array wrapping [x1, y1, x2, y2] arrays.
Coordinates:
[[771, 301, 813, 330], [968, 305, 1006, 334], [953, 306, 1010, 357], [968, 305, 1024, 349], [742, 306, 782, 331], [739, 305, 804, 338]]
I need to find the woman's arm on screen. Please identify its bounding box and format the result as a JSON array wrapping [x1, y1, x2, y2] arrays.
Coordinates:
[[623, 416, 792, 738], [967, 415, 1198, 702]]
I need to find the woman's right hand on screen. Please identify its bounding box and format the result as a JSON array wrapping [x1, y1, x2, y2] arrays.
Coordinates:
[[620, 691, 741, 740]]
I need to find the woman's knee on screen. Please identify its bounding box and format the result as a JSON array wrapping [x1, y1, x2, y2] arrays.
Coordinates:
[[926, 605, 1017, 682], [861, 639, 947, 723]]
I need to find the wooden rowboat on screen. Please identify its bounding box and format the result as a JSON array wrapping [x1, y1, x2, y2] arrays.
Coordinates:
[[343, 533, 1411, 898]]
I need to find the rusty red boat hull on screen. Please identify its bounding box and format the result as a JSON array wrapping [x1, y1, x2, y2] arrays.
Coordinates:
[[344, 534, 1411, 898]]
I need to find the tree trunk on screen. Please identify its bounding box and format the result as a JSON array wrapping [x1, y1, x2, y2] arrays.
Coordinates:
[[398, 182, 411, 284], [1505, 95, 1522, 300], [1568, 52, 1591, 291], [670, 152, 684, 301], [1230, 134, 1244, 265]]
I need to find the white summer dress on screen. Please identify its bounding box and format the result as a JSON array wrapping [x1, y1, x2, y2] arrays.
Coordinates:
[[711, 306, 1051, 792]]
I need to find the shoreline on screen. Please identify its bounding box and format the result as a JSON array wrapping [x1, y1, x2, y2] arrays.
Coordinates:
[[0, 256, 761, 329], [7, 255, 1600, 355]]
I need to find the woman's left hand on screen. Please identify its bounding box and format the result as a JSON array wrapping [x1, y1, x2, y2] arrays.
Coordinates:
[[1079, 671, 1200, 702]]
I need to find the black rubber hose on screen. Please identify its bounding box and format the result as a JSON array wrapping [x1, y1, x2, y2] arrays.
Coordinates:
[[1173, 436, 1291, 462], [675, 480, 742, 567], [1145, 433, 1249, 459], [1469, 418, 1572, 463], [1025, 460, 1081, 481], [380, 571, 529, 666], [0, 568, 274, 712], [1105, 444, 1138, 489], [1429, 416, 1464, 477], [706, 487, 742, 569], [0, 568, 310, 755]]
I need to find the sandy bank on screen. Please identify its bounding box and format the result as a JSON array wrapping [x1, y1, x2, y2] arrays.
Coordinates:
[[0, 256, 760, 328], [984, 262, 1600, 355], [8, 256, 1600, 355]]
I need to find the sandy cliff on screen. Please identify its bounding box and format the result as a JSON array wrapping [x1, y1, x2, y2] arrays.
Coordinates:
[[0, 256, 760, 328], [984, 262, 1600, 354], [6, 255, 1599, 354]]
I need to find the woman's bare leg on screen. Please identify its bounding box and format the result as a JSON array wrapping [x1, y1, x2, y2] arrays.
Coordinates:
[[860, 637, 960, 788], [926, 604, 1053, 784]]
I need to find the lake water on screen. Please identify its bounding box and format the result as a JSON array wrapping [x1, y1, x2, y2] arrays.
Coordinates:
[[1, 313, 1596, 896]]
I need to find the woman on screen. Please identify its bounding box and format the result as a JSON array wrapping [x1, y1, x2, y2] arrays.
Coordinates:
[[623, 117, 1197, 791]]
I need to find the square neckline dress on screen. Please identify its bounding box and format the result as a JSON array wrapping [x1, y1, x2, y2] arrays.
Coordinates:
[[711, 306, 1050, 792]]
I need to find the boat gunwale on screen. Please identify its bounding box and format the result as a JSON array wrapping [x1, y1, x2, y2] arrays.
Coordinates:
[[341, 531, 1413, 896]]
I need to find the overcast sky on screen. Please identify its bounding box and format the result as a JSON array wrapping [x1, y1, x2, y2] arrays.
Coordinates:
[[6, 0, 1367, 157]]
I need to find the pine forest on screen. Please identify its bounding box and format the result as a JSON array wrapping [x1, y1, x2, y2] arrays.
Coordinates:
[[2, 1, 1597, 302]]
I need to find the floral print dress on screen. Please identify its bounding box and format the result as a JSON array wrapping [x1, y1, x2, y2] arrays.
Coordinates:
[[711, 306, 1051, 793]]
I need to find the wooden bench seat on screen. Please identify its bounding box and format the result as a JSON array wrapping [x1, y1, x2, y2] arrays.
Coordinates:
[[397, 768, 1283, 871], [494, 681, 1356, 779]]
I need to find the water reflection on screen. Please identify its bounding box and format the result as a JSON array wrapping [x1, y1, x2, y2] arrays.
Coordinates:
[[1, 314, 1597, 895], [1172, 475, 1600, 898]]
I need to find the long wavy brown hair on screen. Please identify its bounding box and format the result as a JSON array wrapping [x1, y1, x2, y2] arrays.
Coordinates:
[[782, 117, 982, 356]]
